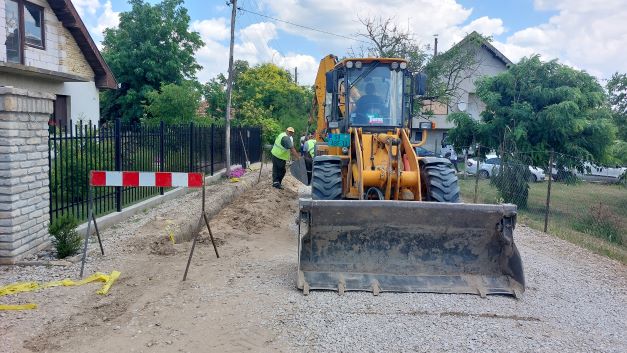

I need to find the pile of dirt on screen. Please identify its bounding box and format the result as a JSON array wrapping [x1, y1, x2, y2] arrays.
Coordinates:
[[219, 179, 299, 233]]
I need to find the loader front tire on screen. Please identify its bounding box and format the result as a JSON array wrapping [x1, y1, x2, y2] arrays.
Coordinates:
[[421, 159, 460, 203], [312, 156, 343, 200]]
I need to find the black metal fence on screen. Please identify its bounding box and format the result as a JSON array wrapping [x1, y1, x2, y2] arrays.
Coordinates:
[[48, 119, 262, 223]]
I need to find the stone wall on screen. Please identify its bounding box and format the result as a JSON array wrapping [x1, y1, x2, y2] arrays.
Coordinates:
[[0, 87, 53, 264]]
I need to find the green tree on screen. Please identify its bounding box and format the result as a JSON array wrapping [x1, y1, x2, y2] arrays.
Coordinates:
[[100, 0, 203, 123], [235, 63, 312, 131], [445, 112, 479, 149], [606, 72, 627, 166], [449, 55, 615, 205], [473, 55, 614, 165], [204, 61, 313, 142], [607, 72, 627, 141], [145, 81, 201, 124]]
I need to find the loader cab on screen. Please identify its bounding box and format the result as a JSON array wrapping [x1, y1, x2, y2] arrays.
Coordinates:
[[326, 59, 423, 133]]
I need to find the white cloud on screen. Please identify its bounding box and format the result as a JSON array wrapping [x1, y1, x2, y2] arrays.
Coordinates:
[[72, 0, 101, 17], [195, 20, 318, 85], [256, 0, 477, 51], [93, 1, 120, 36], [502, 0, 627, 78], [191, 18, 230, 41]]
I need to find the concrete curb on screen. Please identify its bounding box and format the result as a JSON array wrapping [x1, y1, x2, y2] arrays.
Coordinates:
[[76, 164, 260, 236]]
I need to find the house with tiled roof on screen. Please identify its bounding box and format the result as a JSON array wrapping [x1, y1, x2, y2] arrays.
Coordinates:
[[411, 31, 513, 153], [1, 0, 116, 126]]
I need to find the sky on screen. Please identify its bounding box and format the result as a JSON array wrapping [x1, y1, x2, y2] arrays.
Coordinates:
[[73, 0, 627, 86]]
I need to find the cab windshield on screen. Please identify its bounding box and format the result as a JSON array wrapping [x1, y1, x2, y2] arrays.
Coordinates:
[[346, 64, 404, 127]]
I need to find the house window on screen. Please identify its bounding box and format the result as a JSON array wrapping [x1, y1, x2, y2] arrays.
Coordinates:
[[24, 2, 44, 48], [4, 0, 45, 64], [5, 0, 21, 63]]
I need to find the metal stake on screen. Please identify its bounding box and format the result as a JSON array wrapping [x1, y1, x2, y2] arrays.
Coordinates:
[[79, 185, 93, 278], [92, 212, 104, 255], [183, 179, 220, 281]]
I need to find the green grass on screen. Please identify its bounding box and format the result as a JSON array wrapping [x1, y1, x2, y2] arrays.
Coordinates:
[[459, 179, 627, 264]]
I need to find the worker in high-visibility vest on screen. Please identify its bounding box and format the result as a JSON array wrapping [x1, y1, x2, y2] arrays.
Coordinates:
[[271, 127, 300, 189], [303, 134, 317, 184]]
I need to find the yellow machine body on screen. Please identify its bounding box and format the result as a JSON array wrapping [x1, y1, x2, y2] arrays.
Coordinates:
[[296, 55, 525, 297]]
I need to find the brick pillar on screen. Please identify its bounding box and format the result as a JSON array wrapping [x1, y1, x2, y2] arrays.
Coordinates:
[[0, 87, 54, 264]]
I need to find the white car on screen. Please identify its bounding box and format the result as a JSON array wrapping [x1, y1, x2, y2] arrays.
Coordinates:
[[466, 155, 546, 182], [552, 162, 626, 183]]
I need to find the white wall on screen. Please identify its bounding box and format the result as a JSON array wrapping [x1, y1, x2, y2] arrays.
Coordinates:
[[0, 72, 100, 125], [59, 81, 100, 124], [448, 45, 508, 120]]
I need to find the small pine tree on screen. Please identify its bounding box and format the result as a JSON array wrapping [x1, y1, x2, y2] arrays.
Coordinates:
[[49, 215, 82, 259]]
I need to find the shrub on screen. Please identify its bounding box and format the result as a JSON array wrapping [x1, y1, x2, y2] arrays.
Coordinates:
[[49, 215, 82, 259], [574, 203, 623, 245], [491, 160, 529, 209]]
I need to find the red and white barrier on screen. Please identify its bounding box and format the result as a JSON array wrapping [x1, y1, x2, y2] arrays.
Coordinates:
[[81, 169, 217, 279], [90, 171, 204, 188]]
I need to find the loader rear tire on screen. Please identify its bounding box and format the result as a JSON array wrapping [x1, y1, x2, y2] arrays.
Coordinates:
[[421, 159, 460, 203], [312, 156, 343, 200]]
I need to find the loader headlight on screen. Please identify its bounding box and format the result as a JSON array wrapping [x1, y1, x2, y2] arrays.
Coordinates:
[[342, 147, 349, 155], [400, 62, 407, 69], [346, 61, 354, 69], [391, 62, 399, 70], [355, 61, 362, 69]]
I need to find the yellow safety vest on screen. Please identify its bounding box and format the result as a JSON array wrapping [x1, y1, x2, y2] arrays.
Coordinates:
[[305, 139, 316, 157], [271, 132, 290, 160]]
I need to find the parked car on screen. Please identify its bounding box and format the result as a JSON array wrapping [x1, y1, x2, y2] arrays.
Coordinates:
[[552, 162, 626, 184], [441, 144, 474, 161], [466, 155, 546, 182], [414, 146, 440, 157]]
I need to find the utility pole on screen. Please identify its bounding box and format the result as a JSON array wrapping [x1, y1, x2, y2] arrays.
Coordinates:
[[224, 0, 237, 175], [433, 34, 439, 56]]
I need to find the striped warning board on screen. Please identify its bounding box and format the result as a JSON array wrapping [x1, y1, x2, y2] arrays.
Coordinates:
[[90, 171, 204, 188]]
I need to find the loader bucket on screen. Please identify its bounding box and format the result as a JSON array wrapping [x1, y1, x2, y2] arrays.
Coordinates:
[[297, 199, 525, 297]]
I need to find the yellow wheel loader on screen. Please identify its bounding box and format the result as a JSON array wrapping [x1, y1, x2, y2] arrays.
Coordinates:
[[295, 54, 524, 297]]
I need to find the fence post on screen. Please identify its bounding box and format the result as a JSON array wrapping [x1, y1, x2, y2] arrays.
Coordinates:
[[159, 121, 165, 195], [473, 145, 480, 203], [544, 149, 554, 232], [463, 147, 469, 180], [189, 122, 194, 172], [114, 118, 122, 212], [210, 124, 215, 175]]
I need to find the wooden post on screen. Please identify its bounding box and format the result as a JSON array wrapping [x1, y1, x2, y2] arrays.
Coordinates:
[[224, 0, 237, 175], [544, 150, 554, 232]]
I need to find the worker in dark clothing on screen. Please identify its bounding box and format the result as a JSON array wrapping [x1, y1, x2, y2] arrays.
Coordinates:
[[271, 127, 300, 189]]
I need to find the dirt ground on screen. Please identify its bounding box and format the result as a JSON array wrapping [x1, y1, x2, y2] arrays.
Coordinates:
[[1, 170, 626, 353], [1, 171, 300, 353]]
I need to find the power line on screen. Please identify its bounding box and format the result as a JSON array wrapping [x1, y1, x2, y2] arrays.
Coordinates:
[[235, 6, 370, 44]]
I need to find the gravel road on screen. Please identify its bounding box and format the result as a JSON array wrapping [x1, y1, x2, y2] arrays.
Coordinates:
[[1, 170, 625, 353]]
